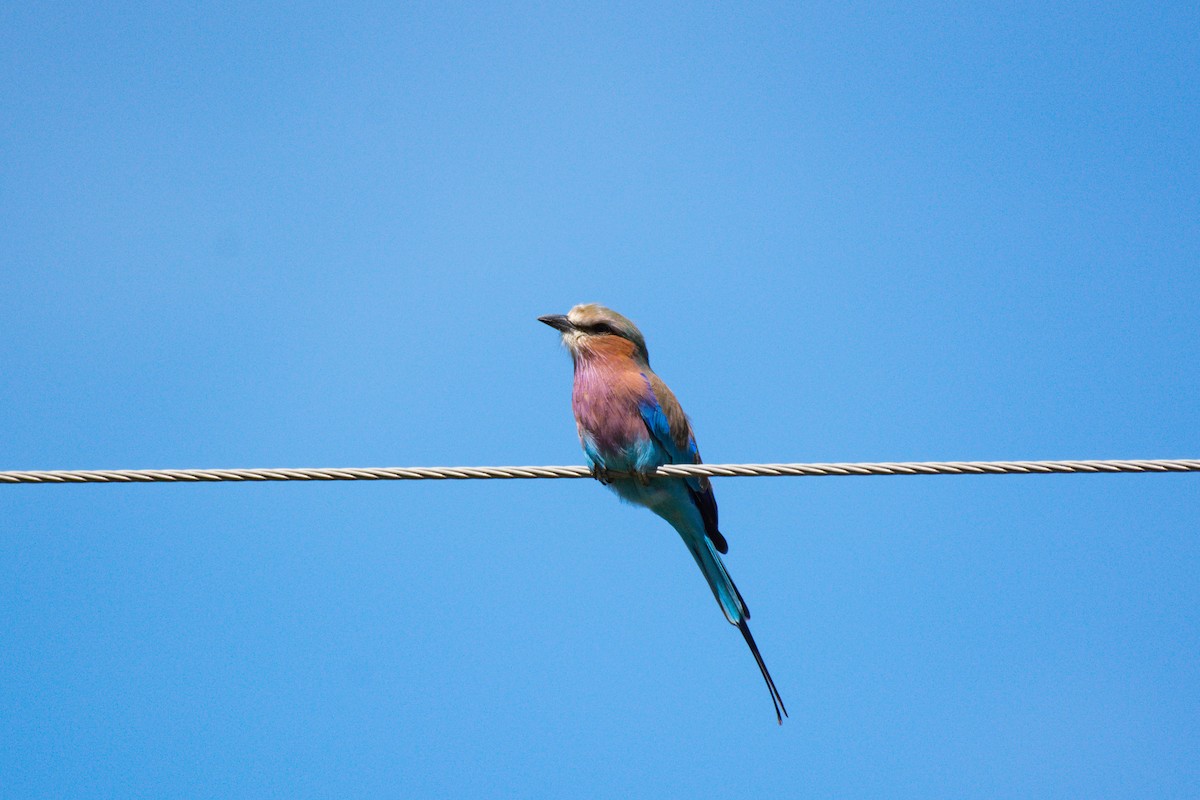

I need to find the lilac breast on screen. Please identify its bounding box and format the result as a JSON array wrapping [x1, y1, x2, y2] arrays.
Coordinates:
[[571, 357, 651, 458]]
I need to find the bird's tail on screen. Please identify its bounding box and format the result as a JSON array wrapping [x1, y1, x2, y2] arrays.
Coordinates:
[[688, 533, 748, 625], [687, 536, 788, 724]]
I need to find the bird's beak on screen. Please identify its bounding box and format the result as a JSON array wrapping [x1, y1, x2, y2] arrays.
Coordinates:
[[538, 314, 574, 332]]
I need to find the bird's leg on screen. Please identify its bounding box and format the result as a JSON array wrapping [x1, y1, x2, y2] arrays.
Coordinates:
[[591, 465, 655, 485]]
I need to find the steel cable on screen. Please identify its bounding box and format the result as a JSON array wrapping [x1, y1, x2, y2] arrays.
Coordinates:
[[2, 458, 1198, 485]]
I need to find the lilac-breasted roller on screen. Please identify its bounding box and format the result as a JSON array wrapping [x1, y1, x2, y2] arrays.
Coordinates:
[[539, 303, 787, 723]]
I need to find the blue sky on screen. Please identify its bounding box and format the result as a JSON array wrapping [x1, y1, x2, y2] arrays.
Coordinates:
[[2, 2, 1198, 797]]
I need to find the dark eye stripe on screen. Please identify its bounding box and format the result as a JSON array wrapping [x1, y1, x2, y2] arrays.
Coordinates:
[[588, 322, 620, 336]]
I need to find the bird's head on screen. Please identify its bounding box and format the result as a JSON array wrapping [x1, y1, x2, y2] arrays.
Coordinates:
[[538, 304, 650, 364]]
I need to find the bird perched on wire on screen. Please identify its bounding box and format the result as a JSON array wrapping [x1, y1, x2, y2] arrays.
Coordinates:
[[539, 303, 786, 723]]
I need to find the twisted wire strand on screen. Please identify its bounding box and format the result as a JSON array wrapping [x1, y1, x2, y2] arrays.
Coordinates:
[[2, 458, 1198, 485]]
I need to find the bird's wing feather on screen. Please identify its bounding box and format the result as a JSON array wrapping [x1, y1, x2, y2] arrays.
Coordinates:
[[639, 373, 728, 554]]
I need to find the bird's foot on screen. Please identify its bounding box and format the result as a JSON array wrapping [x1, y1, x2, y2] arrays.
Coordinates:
[[632, 468, 655, 486], [591, 466, 656, 485]]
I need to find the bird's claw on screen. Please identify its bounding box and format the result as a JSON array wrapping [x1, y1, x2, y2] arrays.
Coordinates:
[[591, 466, 655, 485]]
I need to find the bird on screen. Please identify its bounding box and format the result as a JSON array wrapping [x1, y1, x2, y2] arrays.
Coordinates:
[[539, 303, 787, 723]]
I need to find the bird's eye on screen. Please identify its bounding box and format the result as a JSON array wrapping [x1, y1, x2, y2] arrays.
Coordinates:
[[589, 322, 620, 336]]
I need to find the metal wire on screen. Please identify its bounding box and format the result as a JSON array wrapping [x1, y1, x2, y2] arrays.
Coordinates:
[[2, 458, 1198, 485]]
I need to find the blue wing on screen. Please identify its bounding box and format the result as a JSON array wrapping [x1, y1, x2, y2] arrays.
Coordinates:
[[638, 374, 728, 554]]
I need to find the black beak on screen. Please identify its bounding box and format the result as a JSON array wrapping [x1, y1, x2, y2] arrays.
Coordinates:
[[538, 314, 573, 332]]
